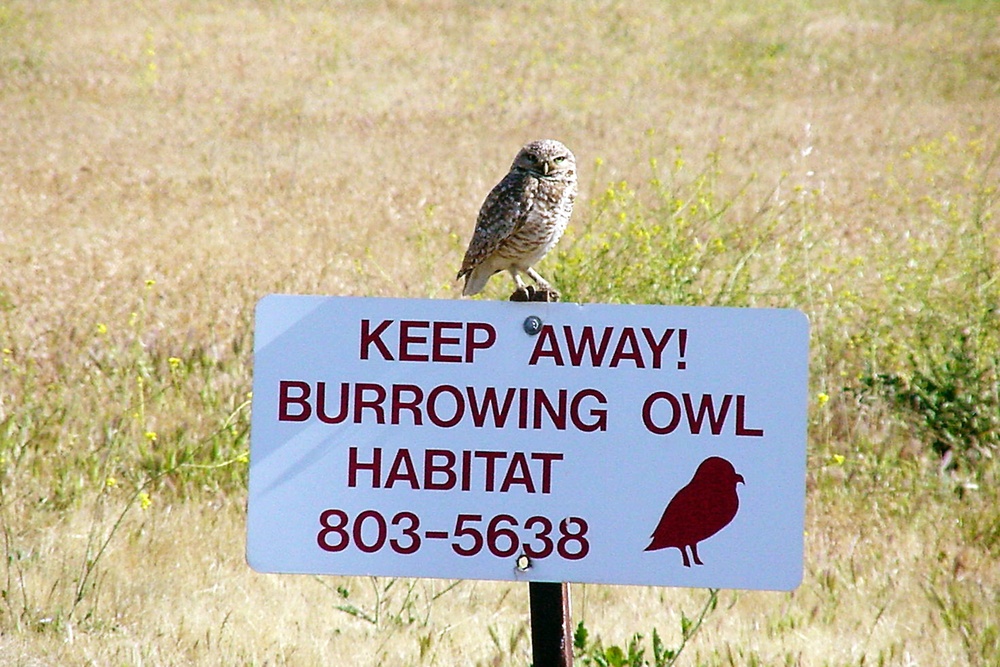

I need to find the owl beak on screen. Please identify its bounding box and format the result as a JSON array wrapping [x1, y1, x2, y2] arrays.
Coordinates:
[[542, 161, 551, 176]]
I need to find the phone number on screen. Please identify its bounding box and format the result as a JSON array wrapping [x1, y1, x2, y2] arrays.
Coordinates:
[[317, 509, 590, 560]]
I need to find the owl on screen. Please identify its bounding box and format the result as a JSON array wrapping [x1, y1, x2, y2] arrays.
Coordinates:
[[457, 139, 577, 301]]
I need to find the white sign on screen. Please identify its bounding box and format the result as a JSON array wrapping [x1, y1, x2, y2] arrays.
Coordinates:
[[247, 296, 809, 591]]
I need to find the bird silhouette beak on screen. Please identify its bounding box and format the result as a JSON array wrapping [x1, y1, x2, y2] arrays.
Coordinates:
[[736, 474, 745, 485]]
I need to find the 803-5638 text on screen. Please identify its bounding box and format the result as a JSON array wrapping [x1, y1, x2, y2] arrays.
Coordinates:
[[317, 509, 590, 560]]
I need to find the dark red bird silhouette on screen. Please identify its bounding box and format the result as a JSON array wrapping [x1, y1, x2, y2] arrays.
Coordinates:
[[645, 457, 745, 567]]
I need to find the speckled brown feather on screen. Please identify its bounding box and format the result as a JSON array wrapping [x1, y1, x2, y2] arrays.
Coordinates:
[[457, 172, 539, 278]]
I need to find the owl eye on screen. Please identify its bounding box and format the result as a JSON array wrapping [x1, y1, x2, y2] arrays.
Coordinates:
[[554, 155, 567, 163]]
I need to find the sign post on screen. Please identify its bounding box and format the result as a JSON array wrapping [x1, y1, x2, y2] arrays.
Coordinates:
[[530, 581, 573, 666], [247, 296, 809, 659]]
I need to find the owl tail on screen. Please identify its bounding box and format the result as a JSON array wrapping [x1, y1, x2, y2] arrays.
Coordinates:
[[461, 267, 492, 296]]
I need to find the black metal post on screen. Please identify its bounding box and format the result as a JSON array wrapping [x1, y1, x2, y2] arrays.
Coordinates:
[[529, 581, 573, 667]]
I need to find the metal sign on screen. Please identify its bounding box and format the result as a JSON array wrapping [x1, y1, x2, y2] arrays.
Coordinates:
[[247, 296, 809, 591]]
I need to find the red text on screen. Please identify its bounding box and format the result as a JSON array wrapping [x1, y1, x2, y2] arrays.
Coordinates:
[[360, 319, 496, 363], [641, 392, 764, 437], [278, 380, 608, 432], [528, 324, 687, 370], [347, 447, 565, 494]]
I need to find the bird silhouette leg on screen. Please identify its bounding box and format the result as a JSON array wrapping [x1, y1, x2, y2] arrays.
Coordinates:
[[690, 543, 704, 566], [679, 546, 692, 568], [526, 268, 560, 302], [508, 270, 535, 302]]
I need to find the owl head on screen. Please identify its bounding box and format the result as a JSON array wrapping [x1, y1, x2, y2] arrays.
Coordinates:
[[511, 139, 576, 179]]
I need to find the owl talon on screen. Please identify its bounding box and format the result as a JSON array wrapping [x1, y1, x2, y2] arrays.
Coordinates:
[[509, 286, 535, 302], [532, 286, 560, 302]]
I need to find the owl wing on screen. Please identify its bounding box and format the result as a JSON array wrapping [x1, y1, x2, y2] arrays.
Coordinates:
[[457, 173, 538, 278]]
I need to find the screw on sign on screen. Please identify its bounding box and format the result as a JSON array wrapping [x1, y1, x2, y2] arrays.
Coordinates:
[[644, 457, 745, 568]]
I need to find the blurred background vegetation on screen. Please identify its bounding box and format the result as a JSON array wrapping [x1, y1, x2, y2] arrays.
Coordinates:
[[1, 0, 997, 664]]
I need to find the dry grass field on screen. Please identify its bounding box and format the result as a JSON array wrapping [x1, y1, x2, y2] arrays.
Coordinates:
[[2, 0, 999, 665]]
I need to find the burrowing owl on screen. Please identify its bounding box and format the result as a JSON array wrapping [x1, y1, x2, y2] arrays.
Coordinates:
[[457, 139, 577, 301]]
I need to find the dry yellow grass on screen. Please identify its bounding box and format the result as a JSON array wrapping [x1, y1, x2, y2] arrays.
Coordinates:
[[2, 0, 998, 665]]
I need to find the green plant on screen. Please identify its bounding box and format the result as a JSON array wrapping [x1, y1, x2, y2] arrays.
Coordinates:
[[860, 329, 999, 473], [320, 576, 461, 629], [926, 575, 1000, 665], [574, 589, 719, 667], [0, 279, 253, 631], [849, 136, 1000, 477], [554, 151, 775, 307]]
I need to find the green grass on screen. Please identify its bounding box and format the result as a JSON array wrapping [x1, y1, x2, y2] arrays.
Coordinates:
[[1, 0, 998, 664]]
